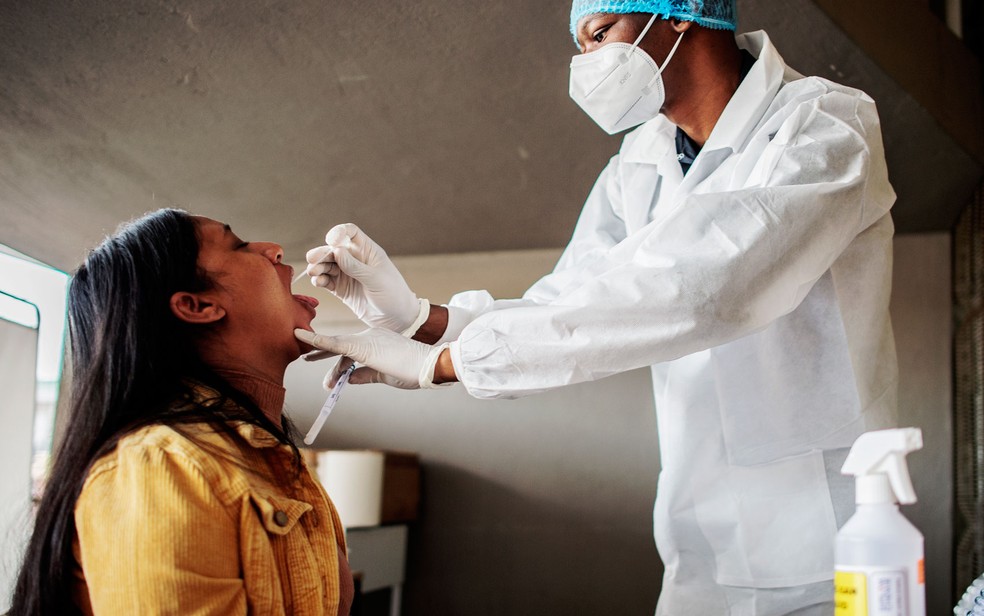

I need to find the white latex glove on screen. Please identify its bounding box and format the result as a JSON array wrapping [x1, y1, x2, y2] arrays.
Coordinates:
[[295, 328, 450, 390], [304, 224, 428, 335]]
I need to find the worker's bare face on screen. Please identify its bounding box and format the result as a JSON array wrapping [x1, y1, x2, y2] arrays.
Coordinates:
[[575, 12, 653, 54]]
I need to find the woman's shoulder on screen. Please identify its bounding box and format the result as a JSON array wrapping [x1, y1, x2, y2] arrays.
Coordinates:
[[86, 421, 224, 465], [82, 422, 248, 506]]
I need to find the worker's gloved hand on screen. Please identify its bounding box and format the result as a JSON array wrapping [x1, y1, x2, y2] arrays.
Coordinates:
[[295, 328, 450, 390], [304, 224, 429, 336]]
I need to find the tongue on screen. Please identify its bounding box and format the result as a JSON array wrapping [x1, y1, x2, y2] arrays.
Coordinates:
[[294, 294, 320, 308]]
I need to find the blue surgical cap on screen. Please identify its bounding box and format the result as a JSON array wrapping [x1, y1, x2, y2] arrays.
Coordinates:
[[570, 0, 737, 44]]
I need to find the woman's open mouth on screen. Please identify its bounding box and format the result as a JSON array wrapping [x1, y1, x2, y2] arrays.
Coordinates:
[[293, 294, 319, 319]]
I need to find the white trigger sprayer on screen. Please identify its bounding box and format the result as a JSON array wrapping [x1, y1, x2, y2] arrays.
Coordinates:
[[834, 427, 925, 616]]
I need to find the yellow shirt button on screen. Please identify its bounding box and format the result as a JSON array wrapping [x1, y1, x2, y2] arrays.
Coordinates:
[[274, 511, 289, 527]]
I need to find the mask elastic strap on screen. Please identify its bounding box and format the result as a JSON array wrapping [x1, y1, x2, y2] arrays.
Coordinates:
[[617, 13, 660, 65], [645, 30, 685, 88], [629, 13, 660, 50]]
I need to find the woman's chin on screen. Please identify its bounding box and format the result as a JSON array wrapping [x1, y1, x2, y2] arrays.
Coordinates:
[[292, 310, 316, 334]]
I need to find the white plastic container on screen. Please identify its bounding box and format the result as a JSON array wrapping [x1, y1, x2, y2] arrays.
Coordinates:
[[315, 450, 385, 528], [834, 428, 925, 616]]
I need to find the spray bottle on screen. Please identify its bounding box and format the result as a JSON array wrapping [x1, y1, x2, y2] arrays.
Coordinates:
[[835, 427, 925, 616]]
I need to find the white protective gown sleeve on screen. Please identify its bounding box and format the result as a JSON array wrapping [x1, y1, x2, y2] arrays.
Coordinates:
[[448, 45, 892, 401]]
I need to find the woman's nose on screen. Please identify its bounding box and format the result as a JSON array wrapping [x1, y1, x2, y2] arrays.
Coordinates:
[[255, 242, 284, 264]]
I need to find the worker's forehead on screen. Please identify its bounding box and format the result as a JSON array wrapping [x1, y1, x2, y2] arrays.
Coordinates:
[[576, 12, 614, 31], [575, 12, 652, 38], [577, 12, 607, 25]]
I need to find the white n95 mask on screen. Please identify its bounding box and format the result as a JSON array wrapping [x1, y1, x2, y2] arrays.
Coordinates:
[[569, 15, 685, 135]]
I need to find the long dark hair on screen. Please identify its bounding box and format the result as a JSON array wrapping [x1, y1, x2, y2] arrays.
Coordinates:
[[10, 208, 298, 616]]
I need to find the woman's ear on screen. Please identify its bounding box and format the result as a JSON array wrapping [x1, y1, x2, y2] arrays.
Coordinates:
[[170, 291, 226, 324]]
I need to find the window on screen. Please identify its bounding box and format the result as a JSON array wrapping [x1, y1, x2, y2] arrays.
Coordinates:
[[0, 245, 69, 495]]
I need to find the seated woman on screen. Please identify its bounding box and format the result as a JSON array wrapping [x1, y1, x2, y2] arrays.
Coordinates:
[[11, 208, 353, 615]]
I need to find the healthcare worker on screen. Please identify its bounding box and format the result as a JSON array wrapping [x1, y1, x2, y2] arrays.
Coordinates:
[[294, 1, 899, 613]]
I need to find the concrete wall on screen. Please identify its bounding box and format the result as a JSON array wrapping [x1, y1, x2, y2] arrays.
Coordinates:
[[283, 232, 953, 614]]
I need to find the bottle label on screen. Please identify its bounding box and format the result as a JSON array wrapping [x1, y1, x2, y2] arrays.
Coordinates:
[[835, 567, 908, 616]]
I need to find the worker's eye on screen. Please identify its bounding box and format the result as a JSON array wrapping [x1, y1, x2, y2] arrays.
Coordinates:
[[237, 241, 250, 250], [592, 26, 610, 43]]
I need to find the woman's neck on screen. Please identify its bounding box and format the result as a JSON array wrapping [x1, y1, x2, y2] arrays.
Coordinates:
[[212, 366, 287, 424]]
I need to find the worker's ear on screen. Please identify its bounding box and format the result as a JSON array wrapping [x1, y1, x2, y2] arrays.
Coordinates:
[[170, 291, 226, 324], [669, 18, 693, 33]]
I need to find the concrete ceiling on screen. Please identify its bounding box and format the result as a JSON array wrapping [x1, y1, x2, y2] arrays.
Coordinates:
[[1, 0, 981, 272]]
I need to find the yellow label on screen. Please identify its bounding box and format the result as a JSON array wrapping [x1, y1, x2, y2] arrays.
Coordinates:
[[835, 570, 868, 616]]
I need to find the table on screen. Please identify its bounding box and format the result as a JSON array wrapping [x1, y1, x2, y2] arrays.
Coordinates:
[[346, 524, 408, 616]]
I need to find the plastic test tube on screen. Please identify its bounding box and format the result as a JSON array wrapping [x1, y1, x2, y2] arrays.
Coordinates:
[[303, 363, 357, 446]]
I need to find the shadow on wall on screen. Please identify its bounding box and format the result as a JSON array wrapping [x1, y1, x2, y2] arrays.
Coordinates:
[[400, 462, 662, 615]]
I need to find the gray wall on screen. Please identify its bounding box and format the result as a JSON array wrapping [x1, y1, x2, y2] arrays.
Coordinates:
[[890, 233, 953, 612], [284, 233, 953, 615], [286, 364, 662, 614]]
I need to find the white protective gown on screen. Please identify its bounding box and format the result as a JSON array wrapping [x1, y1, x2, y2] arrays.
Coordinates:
[[447, 31, 898, 615]]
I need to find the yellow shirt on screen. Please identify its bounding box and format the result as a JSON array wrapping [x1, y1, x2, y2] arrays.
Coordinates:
[[72, 392, 349, 615]]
